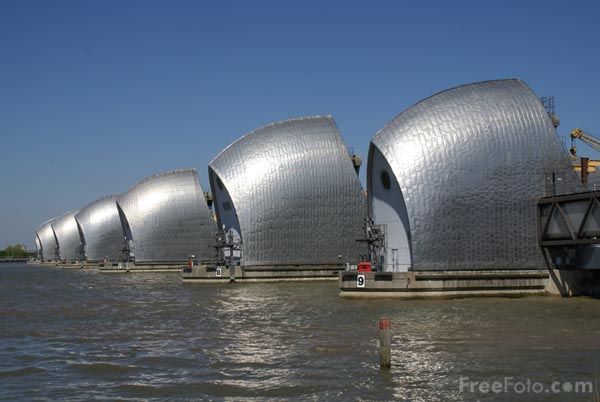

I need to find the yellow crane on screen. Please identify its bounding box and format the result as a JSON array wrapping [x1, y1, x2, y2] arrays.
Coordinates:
[[569, 128, 600, 173]]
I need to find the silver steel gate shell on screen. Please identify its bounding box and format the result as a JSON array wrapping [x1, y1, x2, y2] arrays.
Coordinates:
[[75, 195, 123, 262], [116, 169, 217, 263], [36, 218, 57, 260], [34, 235, 42, 259], [368, 79, 575, 271], [51, 210, 82, 261], [209, 115, 367, 266]]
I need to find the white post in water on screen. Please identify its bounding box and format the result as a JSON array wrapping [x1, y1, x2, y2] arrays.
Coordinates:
[[379, 317, 391, 368]]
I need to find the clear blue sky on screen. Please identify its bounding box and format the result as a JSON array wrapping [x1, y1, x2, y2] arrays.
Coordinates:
[[1, 0, 599, 249]]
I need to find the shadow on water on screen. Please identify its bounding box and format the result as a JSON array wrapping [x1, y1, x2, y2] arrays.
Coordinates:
[[0, 264, 599, 401]]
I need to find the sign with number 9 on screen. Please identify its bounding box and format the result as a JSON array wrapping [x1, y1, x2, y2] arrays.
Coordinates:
[[357, 274, 365, 288]]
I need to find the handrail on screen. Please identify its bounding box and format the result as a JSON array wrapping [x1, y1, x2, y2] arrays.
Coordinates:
[[542, 172, 600, 197]]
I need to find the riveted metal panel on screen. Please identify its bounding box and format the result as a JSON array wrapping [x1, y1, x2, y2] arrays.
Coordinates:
[[116, 169, 217, 263], [36, 218, 57, 260], [209, 115, 367, 266], [369, 79, 577, 271], [75, 195, 123, 262], [51, 210, 82, 261]]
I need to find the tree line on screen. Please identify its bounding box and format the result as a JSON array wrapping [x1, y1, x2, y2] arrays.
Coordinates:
[[0, 244, 35, 258]]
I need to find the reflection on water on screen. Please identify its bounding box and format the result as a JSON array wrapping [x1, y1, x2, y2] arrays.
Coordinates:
[[0, 264, 599, 401]]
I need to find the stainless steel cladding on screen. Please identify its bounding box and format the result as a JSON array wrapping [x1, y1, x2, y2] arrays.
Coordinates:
[[36, 218, 57, 260], [34, 235, 41, 258], [116, 169, 217, 263], [51, 210, 82, 261], [368, 79, 575, 271], [209, 115, 367, 266], [75, 195, 123, 262]]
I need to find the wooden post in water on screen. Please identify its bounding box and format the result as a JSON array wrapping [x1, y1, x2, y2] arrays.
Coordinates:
[[379, 317, 391, 368]]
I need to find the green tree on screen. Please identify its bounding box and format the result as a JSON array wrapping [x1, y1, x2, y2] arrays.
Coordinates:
[[13, 244, 26, 257], [1, 244, 30, 258]]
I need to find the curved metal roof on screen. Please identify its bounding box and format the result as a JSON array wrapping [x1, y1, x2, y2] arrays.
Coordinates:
[[51, 210, 82, 261], [368, 79, 576, 271], [116, 168, 217, 263], [36, 218, 57, 260], [75, 195, 123, 262], [34, 235, 41, 256], [209, 115, 367, 266]]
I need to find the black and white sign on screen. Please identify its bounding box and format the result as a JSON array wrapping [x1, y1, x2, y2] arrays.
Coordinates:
[[357, 274, 365, 288]]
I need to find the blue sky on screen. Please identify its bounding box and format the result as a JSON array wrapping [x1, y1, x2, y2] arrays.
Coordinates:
[[1, 0, 599, 249]]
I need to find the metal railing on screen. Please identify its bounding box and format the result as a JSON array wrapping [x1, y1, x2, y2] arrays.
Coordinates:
[[543, 172, 600, 197]]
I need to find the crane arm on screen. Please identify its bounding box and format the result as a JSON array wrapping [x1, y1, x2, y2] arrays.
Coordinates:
[[570, 128, 600, 155]]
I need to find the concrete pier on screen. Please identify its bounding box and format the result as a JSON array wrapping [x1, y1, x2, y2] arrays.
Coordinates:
[[29, 260, 85, 269], [339, 269, 600, 298], [546, 269, 600, 297], [339, 270, 550, 299], [30, 260, 187, 273], [99, 262, 183, 273], [59, 261, 86, 269], [182, 264, 341, 283]]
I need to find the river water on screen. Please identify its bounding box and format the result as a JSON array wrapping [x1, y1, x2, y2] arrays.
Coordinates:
[[1, 264, 599, 401]]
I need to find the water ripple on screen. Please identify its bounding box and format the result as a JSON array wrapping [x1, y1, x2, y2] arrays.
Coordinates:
[[1, 265, 599, 401]]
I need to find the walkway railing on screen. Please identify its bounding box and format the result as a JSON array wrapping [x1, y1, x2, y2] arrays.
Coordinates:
[[542, 172, 600, 197]]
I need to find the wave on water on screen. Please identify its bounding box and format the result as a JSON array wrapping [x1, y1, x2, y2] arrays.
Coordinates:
[[0, 366, 45, 377], [67, 361, 138, 375]]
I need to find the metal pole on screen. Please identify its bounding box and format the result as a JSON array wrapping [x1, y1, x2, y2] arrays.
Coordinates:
[[379, 317, 391, 368], [581, 157, 589, 188], [229, 245, 236, 283]]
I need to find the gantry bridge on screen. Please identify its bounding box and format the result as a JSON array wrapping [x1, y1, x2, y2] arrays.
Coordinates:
[[538, 173, 600, 256]]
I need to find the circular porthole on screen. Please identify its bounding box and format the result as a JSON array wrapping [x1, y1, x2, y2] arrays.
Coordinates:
[[381, 171, 391, 190]]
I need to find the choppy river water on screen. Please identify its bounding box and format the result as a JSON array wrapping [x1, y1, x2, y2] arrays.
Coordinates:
[[1, 264, 599, 401]]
